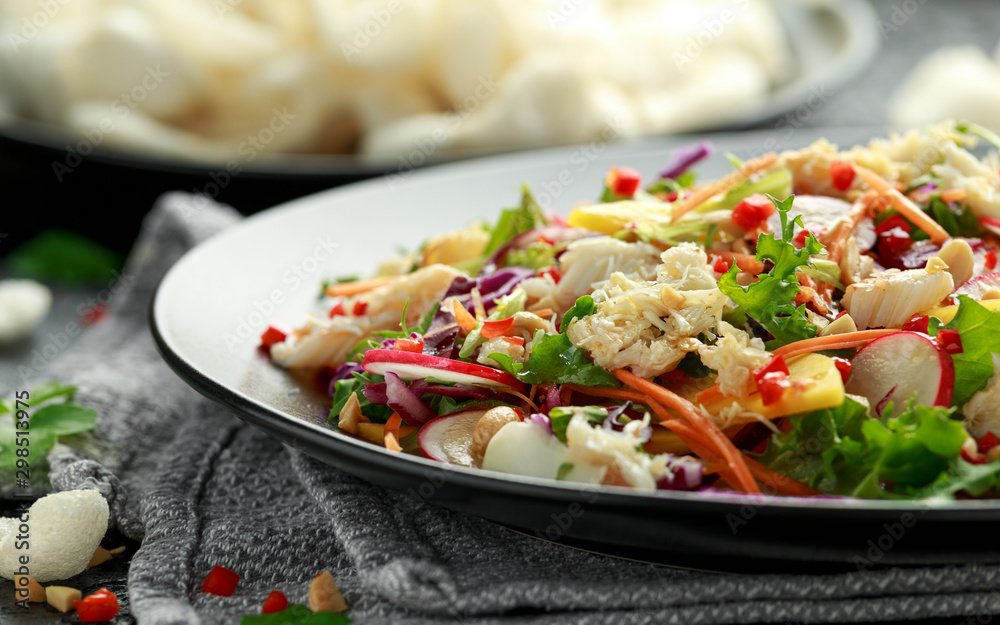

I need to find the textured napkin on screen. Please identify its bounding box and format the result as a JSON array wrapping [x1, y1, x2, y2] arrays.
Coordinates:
[[35, 194, 1000, 625]]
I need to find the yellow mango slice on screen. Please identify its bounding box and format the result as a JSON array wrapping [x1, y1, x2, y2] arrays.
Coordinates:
[[702, 354, 845, 421], [922, 298, 1000, 325], [355, 422, 414, 445], [566, 200, 672, 235]]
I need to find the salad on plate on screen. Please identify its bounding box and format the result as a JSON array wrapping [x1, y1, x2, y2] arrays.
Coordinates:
[[263, 121, 1000, 501]]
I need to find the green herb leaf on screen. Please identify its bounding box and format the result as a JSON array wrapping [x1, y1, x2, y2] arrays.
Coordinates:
[[548, 406, 608, 442], [487, 352, 523, 376], [484, 186, 548, 256], [559, 296, 595, 333], [676, 352, 711, 378], [928, 197, 980, 238], [0, 402, 98, 467], [556, 462, 574, 480], [329, 372, 394, 424], [942, 296, 1000, 406], [719, 194, 821, 346], [756, 398, 978, 499], [7, 230, 122, 284], [517, 333, 619, 388], [241, 604, 350, 625]]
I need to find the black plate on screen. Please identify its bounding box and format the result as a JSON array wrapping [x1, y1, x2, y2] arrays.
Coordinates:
[[151, 127, 1000, 572]]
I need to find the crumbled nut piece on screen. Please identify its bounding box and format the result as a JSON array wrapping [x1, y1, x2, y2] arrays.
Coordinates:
[[45, 586, 81, 613], [89, 547, 112, 568], [309, 570, 348, 613]]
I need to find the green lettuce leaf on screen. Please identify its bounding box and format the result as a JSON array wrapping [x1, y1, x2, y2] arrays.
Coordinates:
[[484, 186, 548, 256], [559, 295, 596, 333], [241, 605, 349, 625], [329, 372, 394, 424], [719, 194, 821, 346], [548, 405, 608, 443], [517, 333, 619, 388], [941, 296, 1000, 406], [756, 398, 981, 499]]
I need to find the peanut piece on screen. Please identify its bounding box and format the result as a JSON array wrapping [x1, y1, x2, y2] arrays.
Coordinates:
[[470, 406, 521, 467], [309, 570, 348, 613]]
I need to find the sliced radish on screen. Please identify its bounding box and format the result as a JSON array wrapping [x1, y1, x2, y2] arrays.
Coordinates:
[[845, 331, 954, 415], [481, 421, 572, 478], [362, 350, 526, 392], [418, 408, 492, 466], [953, 272, 1000, 301]]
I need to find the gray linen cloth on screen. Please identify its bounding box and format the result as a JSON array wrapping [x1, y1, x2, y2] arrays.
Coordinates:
[[38, 194, 1000, 625]]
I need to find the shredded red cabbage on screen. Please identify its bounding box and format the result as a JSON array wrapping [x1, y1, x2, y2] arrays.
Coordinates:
[[383, 372, 436, 426], [328, 362, 364, 396], [659, 140, 712, 180], [409, 380, 501, 401], [528, 413, 554, 437], [480, 226, 597, 275], [657, 459, 703, 491], [541, 384, 561, 414], [444, 266, 535, 314]]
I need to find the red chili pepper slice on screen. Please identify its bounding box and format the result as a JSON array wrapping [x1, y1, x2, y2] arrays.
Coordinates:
[[262, 591, 289, 614], [202, 565, 240, 597], [753, 355, 790, 386], [757, 372, 792, 406], [978, 432, 1000, 455], [901, 315, 930, 334], [480, 317, 515, 339], [260, 323, 291, 349], [731, 194, 777, 230], [936, 329, 963, 354], [393, 338, 424, 353], [538, 266, 562, 284], [75, 589, 121, 622], [606, 166, 641, 197], [830, 160, 856, 191], [831, 357, 853, 384], [328, 301, 346, 318]]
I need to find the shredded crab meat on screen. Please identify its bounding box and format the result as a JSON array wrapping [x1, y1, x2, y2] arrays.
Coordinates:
[[521, 237, 661, 313], [697, 321, 771, 398], [566, 243, 727, 378], [271, 264, 462, 368]]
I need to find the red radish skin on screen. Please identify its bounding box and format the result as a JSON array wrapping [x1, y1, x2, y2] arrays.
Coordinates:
[[953, 272, 1000, 301], [362, 350, 526, 392], [418, 408, 491, 466], [845, 331, 954, 415]]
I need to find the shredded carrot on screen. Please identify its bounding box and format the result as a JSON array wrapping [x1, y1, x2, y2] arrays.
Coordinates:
[[506, 388, 539, 413], [384, 413, 403, 452], [611, 369, 759, 494], [695, 384, 724, 406], [451, 299, 477, 334], [940, 188, 967, 203], [530, 308, 555, 319], [670, 153, 779, 223], [470, 287, 487, 320], [563, 384, 672, 418], [855, 166, 949, 244], [560, 385, 573, 406], [824, 190, 879, 264], [710, 250, 764, 274], [770, 328, 897, 360], [743, 456, 819, 497], [659, 420, 745, 492], [325, 276, 393, 298]]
